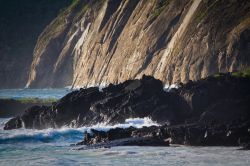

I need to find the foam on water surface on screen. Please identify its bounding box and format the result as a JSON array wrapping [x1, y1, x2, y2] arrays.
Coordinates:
[[1, 118, 250, 166], [0, 117, 158, 144]]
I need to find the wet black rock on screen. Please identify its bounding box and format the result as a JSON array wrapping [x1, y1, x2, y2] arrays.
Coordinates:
[[75, 119, 250, 148], [4, 75, 184, 129], [3, 117, 22, 130], [178, 74, 250, 121], [3, 74, 250, 148], [75, 126, 170, 148]]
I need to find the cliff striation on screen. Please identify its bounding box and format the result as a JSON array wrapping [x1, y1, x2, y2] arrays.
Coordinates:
[[25, 0, 250, 88]]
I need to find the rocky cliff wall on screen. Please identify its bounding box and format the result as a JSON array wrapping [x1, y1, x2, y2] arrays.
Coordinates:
[[25, 0, 250, 88]]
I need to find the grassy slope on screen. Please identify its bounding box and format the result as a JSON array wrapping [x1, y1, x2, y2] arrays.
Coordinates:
[[214, 67, 250, 78], [0, 97, 57, 117]]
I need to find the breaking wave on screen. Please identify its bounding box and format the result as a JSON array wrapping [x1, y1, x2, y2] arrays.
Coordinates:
[[0, 117, 158, 144]]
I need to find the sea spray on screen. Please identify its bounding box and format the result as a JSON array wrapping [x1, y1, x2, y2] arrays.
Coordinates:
[[0, 117, 159, 144], [163, 84, 180, 92]]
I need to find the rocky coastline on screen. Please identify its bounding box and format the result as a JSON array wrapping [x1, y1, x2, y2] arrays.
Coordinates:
[[3, 74, 250, 149]]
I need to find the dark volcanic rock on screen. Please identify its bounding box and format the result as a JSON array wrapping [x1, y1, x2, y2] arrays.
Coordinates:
[[4, 75, 183, 129], [178, 74, 250, 119], [4, 74, 250, 149], [75, 119, 250, 148], [4, 74, 250, 148], [165, 119, 250, 146], [75, 126, 170, 148], [3, 117, 22, 130]]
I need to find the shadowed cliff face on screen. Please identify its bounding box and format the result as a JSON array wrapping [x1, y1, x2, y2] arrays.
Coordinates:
[[0, 0, 73, 88], [24, 0, 250, 88]]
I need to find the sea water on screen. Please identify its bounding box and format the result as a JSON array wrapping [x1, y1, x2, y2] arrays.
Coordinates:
[[0, 118, 250, 166], [0, 89, 72, 99], [0, 90, 250, 166]]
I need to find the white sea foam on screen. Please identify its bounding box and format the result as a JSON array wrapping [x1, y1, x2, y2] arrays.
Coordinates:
[[0, 117, 158, 144], [1, 118, 250, 166], [98, 82, 108, 92], [163, 84, 180, 92], [69, 81, 108, 91], [88, 117, 159, 130]]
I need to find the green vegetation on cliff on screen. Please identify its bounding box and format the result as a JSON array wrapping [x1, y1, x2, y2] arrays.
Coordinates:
[[0, 97, 57, 117], [214, 68, 250, 78], [0, 97, 57, 104], [196, 0, 221, 22], [17, 97, 58, 104], [40, 0, 82, 47], [151, 0, 171, 19], [232, 68, 250, 78]]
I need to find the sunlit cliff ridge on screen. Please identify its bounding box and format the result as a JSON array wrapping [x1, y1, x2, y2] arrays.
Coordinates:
[[12, 0, 250, 88]]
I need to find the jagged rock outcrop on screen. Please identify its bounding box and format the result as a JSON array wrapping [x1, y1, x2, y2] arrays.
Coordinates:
[[74, 126, 170, 149], [4, 73, 250, 147], [4, 74, 250, 130], [26, 0, 250, 88], [0, 0, 72, 88], [73, 120, 250, 148], [5, 75, 185, 129]]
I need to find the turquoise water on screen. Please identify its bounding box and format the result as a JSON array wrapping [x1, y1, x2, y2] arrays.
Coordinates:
[[0, 89, 72, 99], [1, 118, 250, 166], [0, 90, 250, 165]]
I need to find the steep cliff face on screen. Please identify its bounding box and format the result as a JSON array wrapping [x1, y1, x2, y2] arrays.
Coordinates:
[[0, 0, 72, 88], [26, 0, 250, 88]]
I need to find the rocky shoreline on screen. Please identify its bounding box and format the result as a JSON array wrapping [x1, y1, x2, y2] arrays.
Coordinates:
[[3, 74, 250, 149], [71, 119, 250, 150]]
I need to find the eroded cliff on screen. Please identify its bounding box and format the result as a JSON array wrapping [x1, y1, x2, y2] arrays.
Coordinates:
[[26, 0, 250, 88]]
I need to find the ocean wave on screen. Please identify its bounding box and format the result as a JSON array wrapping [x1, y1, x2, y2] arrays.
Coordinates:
[[0, 117, 159, 144]]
